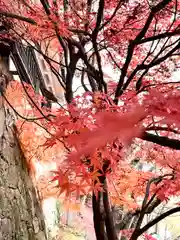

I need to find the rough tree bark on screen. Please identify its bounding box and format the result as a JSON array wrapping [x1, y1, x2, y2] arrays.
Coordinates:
[[0, 44, 47, 240]]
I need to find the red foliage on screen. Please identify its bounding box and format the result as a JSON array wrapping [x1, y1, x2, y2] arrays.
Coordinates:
[[6, 79, 180, 211], [2, 1, 180, 238], [41, 89, 180, 206]]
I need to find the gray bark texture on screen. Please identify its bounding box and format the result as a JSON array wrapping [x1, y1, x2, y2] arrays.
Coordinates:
[[0, 55, 47, 239], [0, 101, 47, 240]]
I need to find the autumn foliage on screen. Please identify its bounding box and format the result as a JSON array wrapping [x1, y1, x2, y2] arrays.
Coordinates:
[[5, 80, 180, 233], [1, 0, 180, 239]]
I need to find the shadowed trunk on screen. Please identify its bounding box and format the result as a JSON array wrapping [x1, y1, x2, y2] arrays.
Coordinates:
[[92, 192, 107, 240]]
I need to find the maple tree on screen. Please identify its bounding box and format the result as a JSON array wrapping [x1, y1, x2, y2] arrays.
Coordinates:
[[1, 0, 180, 239]]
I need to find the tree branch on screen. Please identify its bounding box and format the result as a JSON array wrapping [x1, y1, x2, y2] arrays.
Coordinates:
[[114, 0, 172, 104], [141, 132, 180, 150], [138, 206, 180, 236], [0, 11, 36, 25], [40, 0, 51, 15], [137, 30, 180, 45], [146, 126, 180, 134], [140, 41, 180, 70], [99, 0, 123, 31], [92, 0, 104, 38]]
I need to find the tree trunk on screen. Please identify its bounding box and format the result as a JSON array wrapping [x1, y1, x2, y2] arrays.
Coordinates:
[[92, 192, 107, 240], [0, 46, 47, 240], [103, 180, 118, 240], [0, 100, 47, 240]]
